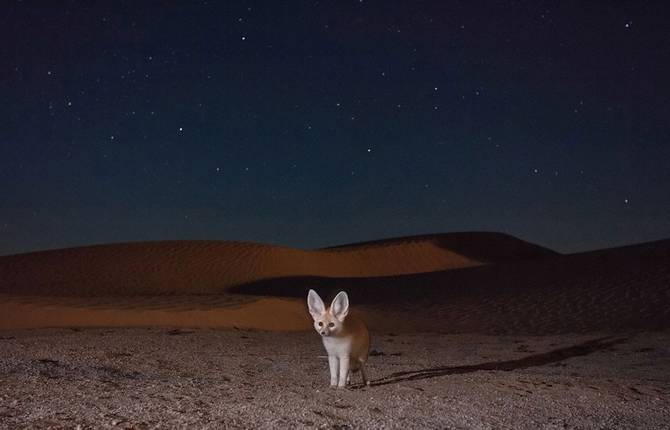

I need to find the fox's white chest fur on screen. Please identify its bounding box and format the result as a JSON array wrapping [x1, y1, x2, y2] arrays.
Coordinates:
[[321, 318, 369, 368], [307, 289, 370, 388], [322, 335, 351, 356]]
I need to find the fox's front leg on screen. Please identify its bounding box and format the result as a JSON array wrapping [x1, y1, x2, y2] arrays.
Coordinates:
[[337, 356, 350, 388], [328, 356, 339, 387]]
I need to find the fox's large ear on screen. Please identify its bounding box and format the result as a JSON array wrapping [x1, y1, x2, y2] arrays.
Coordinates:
[[307, 289, 326, 319], [331, 291, 349, 321]]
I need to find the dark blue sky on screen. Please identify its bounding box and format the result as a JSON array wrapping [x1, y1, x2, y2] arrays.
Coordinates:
[[2, 0, 669, 255]]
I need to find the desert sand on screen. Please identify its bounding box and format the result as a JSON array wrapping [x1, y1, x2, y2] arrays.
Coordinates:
[[1, 232, 669, 428], [0, 329, 668, 428], [0, 233, 667, 333], [0, 232, 554, 296], [0, 232, 557, 331]]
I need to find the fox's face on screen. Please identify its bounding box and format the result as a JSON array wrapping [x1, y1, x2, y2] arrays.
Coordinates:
[[307, 290, 349, 337], [312, 311, 343, 337]]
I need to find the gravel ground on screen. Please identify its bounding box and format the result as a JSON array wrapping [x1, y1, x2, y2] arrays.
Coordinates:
[[1, 328, 669, 429]]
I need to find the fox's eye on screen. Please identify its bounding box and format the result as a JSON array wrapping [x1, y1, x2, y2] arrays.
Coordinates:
[[328, 322, 335, 328], [318, 322, 323, 327]]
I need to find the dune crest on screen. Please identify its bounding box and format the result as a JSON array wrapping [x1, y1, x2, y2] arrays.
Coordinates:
[[3, 233, 667, 334], [0, 232, 553, 296]]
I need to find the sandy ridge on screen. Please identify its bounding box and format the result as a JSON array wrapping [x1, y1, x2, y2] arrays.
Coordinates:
[[0, 232, 552, 296]]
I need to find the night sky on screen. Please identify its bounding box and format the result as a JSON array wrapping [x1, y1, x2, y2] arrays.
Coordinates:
[[2, 1, 669, 256]]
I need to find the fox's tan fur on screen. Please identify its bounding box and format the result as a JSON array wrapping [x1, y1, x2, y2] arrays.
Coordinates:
[[307, 289, 370, 388]]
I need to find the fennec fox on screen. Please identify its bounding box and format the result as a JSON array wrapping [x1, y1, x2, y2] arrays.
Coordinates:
[[307, 289, 370, 388]]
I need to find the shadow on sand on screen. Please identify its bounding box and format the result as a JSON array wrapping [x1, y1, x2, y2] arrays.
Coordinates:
[[359, 336, 626, 388], [321, 232, 559, 262]]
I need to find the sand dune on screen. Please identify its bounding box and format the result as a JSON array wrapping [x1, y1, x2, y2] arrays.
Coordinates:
[[0, 232, 553, 296], [1, 233, 668, 334], [237, 239, 670, 333]]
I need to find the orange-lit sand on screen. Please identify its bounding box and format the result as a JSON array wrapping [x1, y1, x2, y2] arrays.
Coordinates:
[[0, 232, 554, 331], [0, 232, 553, 296], [0, 233, 668, 333]]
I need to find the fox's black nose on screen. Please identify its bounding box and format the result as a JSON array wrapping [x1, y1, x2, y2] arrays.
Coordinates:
[[320, 331, 326, 335]]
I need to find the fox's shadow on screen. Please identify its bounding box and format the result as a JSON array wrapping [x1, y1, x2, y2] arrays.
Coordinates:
[[355, 336, 625, 388]]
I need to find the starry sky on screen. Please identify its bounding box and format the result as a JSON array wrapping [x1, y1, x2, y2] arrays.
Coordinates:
[[2, 0, 670, 256]]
